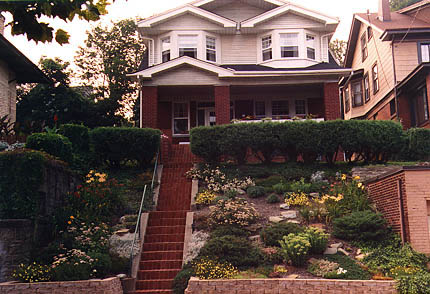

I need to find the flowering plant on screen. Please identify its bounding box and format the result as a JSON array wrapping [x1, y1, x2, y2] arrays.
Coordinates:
[[12, 262, 52, 283], [279, 233, 311, 267], [192, 257, 239, 280], [285, 192, 310, 207], [208, 198, 259, 228], [195, 190, 218, 205], [51, 249, 97, 281], [65, 220, 110, 253]]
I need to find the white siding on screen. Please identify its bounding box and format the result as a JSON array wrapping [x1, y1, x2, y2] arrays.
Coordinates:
[[255, 12, 324, 30], [151, 13, 225, 31], [221, 34, 258, 64], [210, 2, 265, 22], [145, 65, 221, 86]]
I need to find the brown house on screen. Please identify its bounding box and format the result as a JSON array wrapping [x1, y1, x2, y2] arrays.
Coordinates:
[[341, 0, 430, 129]]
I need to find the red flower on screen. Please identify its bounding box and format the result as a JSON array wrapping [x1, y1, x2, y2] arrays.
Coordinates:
[[53, 114, 58, 122]]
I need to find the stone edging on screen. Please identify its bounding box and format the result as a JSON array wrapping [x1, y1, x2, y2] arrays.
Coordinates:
[[183, 212, 194, 266]]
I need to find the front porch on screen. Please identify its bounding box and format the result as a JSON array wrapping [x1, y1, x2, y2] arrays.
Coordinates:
[[141, 83, 341, 143]]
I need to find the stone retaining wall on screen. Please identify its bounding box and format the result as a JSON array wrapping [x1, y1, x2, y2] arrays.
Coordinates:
[[0, 277, 123, 294], [185, 278, 397, 294]]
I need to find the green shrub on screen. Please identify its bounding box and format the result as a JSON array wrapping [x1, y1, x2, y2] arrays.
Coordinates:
[[26, 133, 73, 163], [246, 186, 266, 198], [208, 198, 258, 228], [199, 235, 263, 268], [324, 254, 372, 280], [406, 128, 430, 160], [89, 251, 112, 278], [58, 124, 90, 153], [332, 210, 391, 242], [260, 222, 304, 247], [90, 127, 161, 167], [302, 227, 328, 254], [224, 189, 238, 199], [279, 233, 311, 267], [290, 178, 313, 193], [308, 259, 340, 278], [397, 271, 430, 294], [266, 193, 280, 204], [210, 226, 249, 238], [173, 265, 194, 294], [255, 175, 285, 188], [273, 183, 289, 194]]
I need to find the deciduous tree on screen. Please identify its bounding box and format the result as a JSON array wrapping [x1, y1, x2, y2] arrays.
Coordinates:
[[390, 0, 421, 11], [329, 39, 347, 66]]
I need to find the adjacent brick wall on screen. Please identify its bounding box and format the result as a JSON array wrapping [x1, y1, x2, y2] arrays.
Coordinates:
[[214, 86, 230, 125], [185, 278, 397, 294], [323, 83, 341, 120], [398, 95, 411, 129], [142, 86, 158, 129], [0, 277, 123, 294]]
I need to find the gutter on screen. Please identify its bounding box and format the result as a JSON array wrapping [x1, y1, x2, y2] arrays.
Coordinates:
[[229, 69, 352, 76]]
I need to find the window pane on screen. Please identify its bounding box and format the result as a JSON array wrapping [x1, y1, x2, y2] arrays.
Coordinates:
[[174, 119, 189, 135], [178, 35, 198, 47], [262, 36, 272, 49], [361, 33, 368, 61], [206, 36, 216, 62], [280, 33, 298, 46], [372, 64, 379, 93], [263, 49, 272, 61], [174, 103, 188, 118], [207, 50, 216, 62], [162, 37, 170, 51], [255, 101, 266, 117], [421, 44, 430, 63], [272, 101, 289, 116], [295, 100, 306, 115], [307, 48, 315, 60], [179, 48, 197, 58], [344, 88, 350, 112], [367, 27, 373, 40], [281, 46, 299, 57], [206, 37, 216, 49], [352, 82, 363, 106], [364, 74, 370, 102], [162, 50, 170, 63]]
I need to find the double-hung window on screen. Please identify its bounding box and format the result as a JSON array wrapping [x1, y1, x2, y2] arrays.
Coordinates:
[[173, 103, 189, 135], [295, 100, 306, 115], [367, 27, 373, 41], [206, 36, 216, 62], [272, 100, 289, 116], [364, 73, 370, 102], [255, 101, 266, 118], [179, 35, 198, 58], [161, 37, 171, 63], [361, 32, 368, 62], [412, 86, 429, 126], [344, 87, 350, 113], [420, 43, 430, 63], [306, 34, 316, 60], [262, 36, 272, 61], [280, 33, 299, 58], [372, 63, 379, 94], [352, 81, 363, 107]]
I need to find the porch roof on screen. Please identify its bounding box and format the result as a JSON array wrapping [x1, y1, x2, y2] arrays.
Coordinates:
[[396, 62, 430, 95]]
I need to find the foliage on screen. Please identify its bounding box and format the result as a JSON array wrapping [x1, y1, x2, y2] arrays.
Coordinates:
[[193, 257, 239, 279], [63, 220, 110, 253], [58, 124, 90, 154], [279, 233, 311, 267], [0, 149, 46, 219], [329, 39, 347, 65], [51, 249, 96, 281], [332, 210, 391, 242], [308, 259, 340, 278], [273, 182, 290, 194], [198, 236, 262, 268], [210, 226, 249, 238], [12, 262, 52, 283], [255, 175, 285, 188], [324, 254, 372, 280], [0, 0, 110, 44], [301, 227, 329, 254], [266, 193, 281, 204], [208, 198, 259, 228], [196, 190, 218, 205], [289, 178, 313, 193], [0, 114, 15, 137], [397, 272, 430, 294], [406, 128, 430, 160], [75, 19, 145, 123], [390, 0, 421, 11], [90, 127, 161, 168], [26, 133, 73, 163], [285, 192, 310, 207], [246, 186, 266, 198], [66, 170, 124, 222], [173, 265, 195, 294], [260, 222, 304, 247], [261, 247, 284, 265]]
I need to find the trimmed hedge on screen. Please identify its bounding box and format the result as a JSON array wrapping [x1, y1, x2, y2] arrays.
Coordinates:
[[190, 120, 405, 164], [58, 124, 90, 153], [406, 128, 430, 160], [26, 133, 73, 163], [89, 127, 161, 167]]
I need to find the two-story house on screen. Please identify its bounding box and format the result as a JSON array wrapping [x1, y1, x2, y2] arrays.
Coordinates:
[[130, 0, 351, 142], [0, 14, 49, 125], [341, 0, 430, 129]]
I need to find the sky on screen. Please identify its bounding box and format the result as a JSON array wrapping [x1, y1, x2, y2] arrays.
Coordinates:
[[3, 0, 380, 66]]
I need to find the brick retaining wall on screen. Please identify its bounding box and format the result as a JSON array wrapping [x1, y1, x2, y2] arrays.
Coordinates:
[[0, 277, 123, 294], [185, 278, 397, 294]]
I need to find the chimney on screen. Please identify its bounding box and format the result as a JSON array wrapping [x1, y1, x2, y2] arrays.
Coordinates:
[[0, 13, 4, 35], [378, 0, 391, 22]]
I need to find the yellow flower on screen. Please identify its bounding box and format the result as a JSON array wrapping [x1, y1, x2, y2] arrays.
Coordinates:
[[341, 174, 347, 181], [98, 177, 106, 183], [354, 176, 360, 180], [70, 216, 74, 219], [357, 183, 363, 188]]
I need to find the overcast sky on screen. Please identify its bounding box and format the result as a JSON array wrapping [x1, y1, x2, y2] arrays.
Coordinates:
[[3, 0, 380, 65]]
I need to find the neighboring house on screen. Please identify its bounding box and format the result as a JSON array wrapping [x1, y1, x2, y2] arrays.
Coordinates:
[[341, 0, 430, 129], [0, 14, 49, 124], [129, 0, 351, 142]]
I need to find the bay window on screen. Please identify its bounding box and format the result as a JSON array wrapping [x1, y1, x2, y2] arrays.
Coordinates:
[[161, 37, 171, 63], [206, 36, 216, 62], [306, 34, 316, 60], [179, 35, 198, 58], [173, 103, 189, 135], [420, 43, 430, 63], [262, 36, 272, 61], [352, 80, 363, 107], [280, 33, 299, 58], [272, 100, 289, 116]]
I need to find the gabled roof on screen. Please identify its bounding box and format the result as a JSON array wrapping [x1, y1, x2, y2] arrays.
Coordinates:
[[0, 35, 49, 83], [138, 4, 237, 28], [241, 2, 339, 27], [193, 0, 287, 8]]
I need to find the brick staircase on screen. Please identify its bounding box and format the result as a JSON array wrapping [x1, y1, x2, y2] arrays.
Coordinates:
[[133, 145, 193, 294]]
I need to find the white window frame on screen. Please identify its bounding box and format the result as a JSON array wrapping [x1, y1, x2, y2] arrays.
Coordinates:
[[306, 34, 316, 60], [161, 37, 171, 63], [420, 43, 430, 63], [280, 33, 299, 59], [172, 102, 190, 137], [206, 36, 217, 63], [262, 35, 273, 61], [178, 34, 198, 58]]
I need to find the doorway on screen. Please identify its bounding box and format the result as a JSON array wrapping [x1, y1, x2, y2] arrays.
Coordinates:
[[197, 107, 216, 127]]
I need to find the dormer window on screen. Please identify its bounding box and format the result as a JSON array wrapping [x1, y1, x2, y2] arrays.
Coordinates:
[[161, 37, 171, 63], [280, 33, 299, 58], [262, 36, 272, 61], [179, 35, 198, 58], [206, 36, 216, 62], [306, 34, 315, 60]]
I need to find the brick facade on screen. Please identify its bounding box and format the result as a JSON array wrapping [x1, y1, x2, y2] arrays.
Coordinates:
[[185, 278, 397, 294], [323, 83, 341, 120], [0, 277, 123, 294], [142, 86, 158, 129], [214, 86, 230, 125], [367, 167, 430, 254]]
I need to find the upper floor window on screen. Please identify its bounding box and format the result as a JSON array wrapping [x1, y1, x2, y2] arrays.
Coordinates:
[[364, 73, 370, 103], [206, 36, 216, 62], [161, 37, 171, 63], [179, 35, 198, 58], [262, 36, 272, 61], [306, 34, 316, 60], [420, 43, 430, 63], [280, 33, 299, 58], [344, 87, 350, 113], [372, 63, 379, 94], [272, 100, 289, 116], [361, 32, 368, 62], [367, 27, 373, 41], [352, 80, 363, 107]]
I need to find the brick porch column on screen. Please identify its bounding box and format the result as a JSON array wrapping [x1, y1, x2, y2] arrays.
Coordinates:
[[141, 86, 158, 129], [323, 82, 341, 120], [214, 86, 231, 125]]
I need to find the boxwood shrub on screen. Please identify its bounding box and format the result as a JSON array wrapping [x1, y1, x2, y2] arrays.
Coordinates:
[[90, 127, 161, 167], [406, 128, 430, 160], [58, 124, 90, 154], [26, 133, 73, 163]]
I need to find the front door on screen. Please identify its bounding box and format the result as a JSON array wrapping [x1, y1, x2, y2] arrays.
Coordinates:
[[197, 107, 216, 126]]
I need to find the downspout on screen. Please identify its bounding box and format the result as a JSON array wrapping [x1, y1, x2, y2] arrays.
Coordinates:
[[397, 179, 407, 245], [391, 40, 400, 120]]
